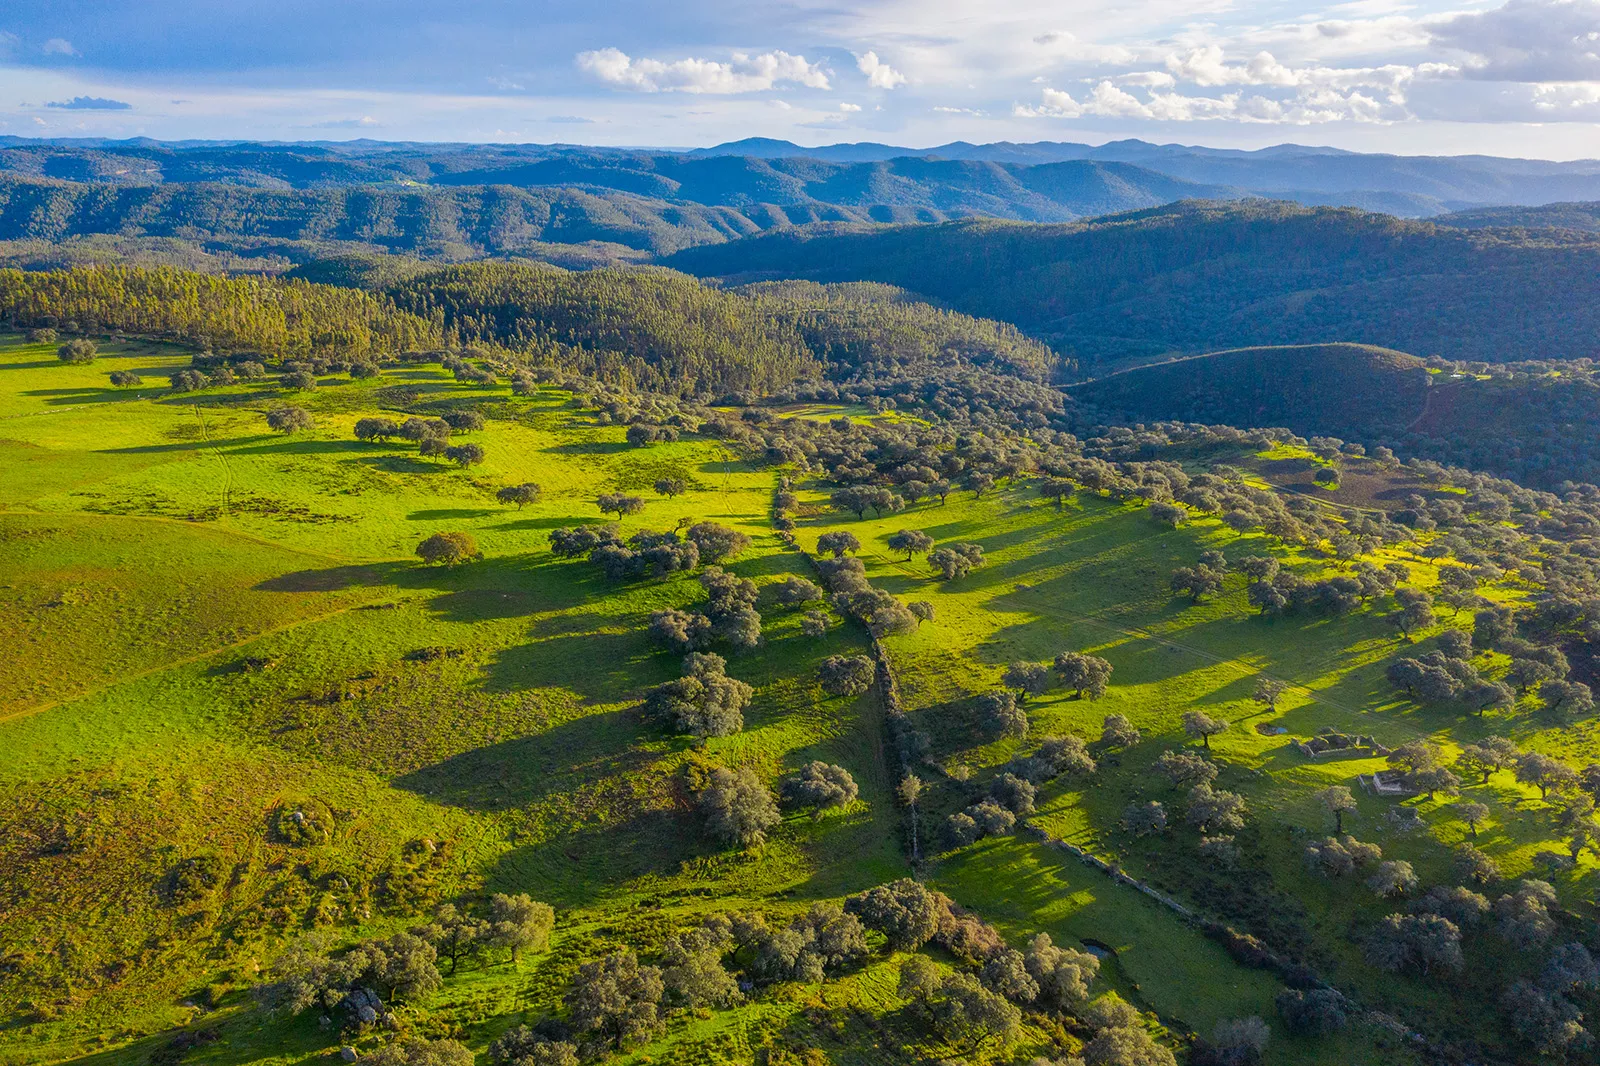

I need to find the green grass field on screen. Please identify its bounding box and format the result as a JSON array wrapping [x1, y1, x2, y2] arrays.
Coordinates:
[[2, 332, 1595, 1066]]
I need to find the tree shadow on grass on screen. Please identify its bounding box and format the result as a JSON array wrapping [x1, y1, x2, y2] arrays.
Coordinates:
[[102, 434, 270, 455], [490, 515, 587, 531], [409, 507, 499, 520], [546, 440, 628, 455], [480, 627, 664, 699], [395, 705, 657, 812]]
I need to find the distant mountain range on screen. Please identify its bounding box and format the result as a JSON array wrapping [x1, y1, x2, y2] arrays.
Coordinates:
[[5, 136, 1600, 220]]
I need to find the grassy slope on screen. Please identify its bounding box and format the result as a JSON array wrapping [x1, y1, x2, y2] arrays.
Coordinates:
[[3, 333, 1594, 1065], [0, 335, 902, 1065], [791, 469, 1597, 1059]]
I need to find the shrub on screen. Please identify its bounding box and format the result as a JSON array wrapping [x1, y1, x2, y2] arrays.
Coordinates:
[[266, 406, 314, 434], [416, 531, 480, 566], [57, 339, 98, 364]]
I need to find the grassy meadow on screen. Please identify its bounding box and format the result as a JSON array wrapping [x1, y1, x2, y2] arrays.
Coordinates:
[[1, 331, 1594, 1065]]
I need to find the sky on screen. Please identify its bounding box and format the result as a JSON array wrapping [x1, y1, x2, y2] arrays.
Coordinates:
[[3, 0, 1600, 158]]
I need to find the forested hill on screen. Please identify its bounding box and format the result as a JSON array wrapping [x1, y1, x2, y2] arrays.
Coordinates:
[[665, 200, 1600, 366], [1071, 342, 1600, 490], [0, 160, 1231, 262], [1437, 201, 1600, 233]]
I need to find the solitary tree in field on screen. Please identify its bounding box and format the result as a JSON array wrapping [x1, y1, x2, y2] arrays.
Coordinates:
[[445, 442, 485, 468], [416, 531, 480, 566], [354, 416, 400, 442], [266, 406, 314, 434], [1100, 714, 1141, 749], [1054, 652, 1113, 700], [109, 370, 142, 387], [817, 531, 862, 558], [908, 600, 935, 627], [486, 893, 555, 964], [782, 761, 859, 817], [1182, 710, 1227, 749], [698, 766, 780, 848], [57, 338, 98, 364], [654, 477, 687, 498], [598, 493, 645, 518], [1317, 786, 1358, 834], [1001, 661, 1050, 703], [497, 483, 542, 508], [819, 654, 876, 698], [1457, 801, 1490, 839], [1253, 676, 1288, 711], [887, 529, 934, 560], [927, 542, 986, 581], [566, 951, 666, 1051], [1170, 565, 1224, 603]]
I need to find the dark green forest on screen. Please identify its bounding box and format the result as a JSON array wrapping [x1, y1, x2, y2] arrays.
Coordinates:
[[666, 201, 1600, 365]]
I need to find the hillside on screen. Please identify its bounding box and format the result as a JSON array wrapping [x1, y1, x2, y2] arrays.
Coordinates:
[[1071, 343, 1431, 437], [1438, 201, 1600, 233], [1072, 342, 1600, 490], [665, 201, 1600, 365], [8, 316, 1600, 1065]]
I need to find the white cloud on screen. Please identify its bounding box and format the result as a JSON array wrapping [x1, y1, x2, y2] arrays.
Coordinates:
[[855, 51, 906, 89], [308, 115, 379, 128], [575, 47, 830, 93], [1430, 0, 1600, 82], [839, 102, 862, 111], [42, 38, 78, 57]]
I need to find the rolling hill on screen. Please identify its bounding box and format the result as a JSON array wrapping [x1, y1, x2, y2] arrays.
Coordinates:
[[665, 200, 1600, 366], [1070, 341, 1600, 490]]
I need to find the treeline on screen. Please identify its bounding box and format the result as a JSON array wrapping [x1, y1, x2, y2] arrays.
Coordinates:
[[665, 200, 1600, 365], [0, 265, 442, 359]]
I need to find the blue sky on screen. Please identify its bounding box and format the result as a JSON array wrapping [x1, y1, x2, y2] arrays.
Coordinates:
[[4, 0, 1599, 157]]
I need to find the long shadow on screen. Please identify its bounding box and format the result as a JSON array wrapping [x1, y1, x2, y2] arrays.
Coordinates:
[[101, 434, 270, 455], [352, 453, 445, 474], [409, 507, 499, 521], [480, 627, 665, 697], [490, 516, 586, 531], [395, 705, 658, 812], [545, 440, 628, 455]]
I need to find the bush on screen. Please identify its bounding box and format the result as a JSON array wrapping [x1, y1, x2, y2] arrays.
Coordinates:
[[108, 370, 142, 387], [416, 531, 481, 566], [57, 338, 98, 364], [819, 654, 875, 697], [266, 406, 314, 434]]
